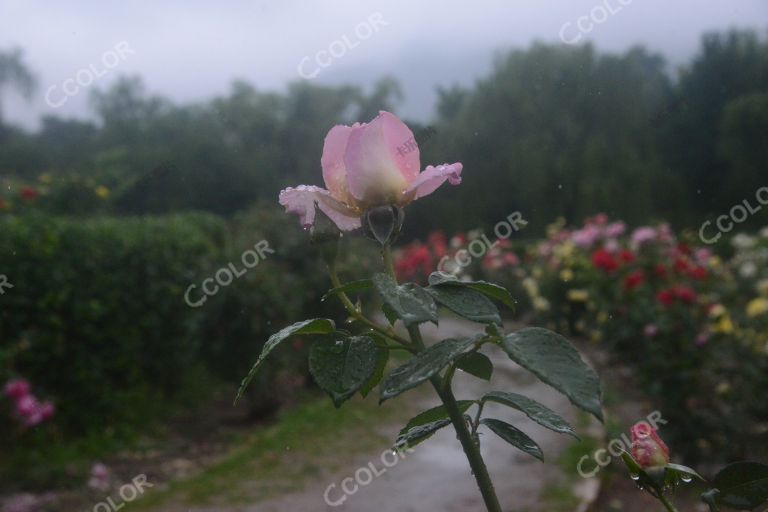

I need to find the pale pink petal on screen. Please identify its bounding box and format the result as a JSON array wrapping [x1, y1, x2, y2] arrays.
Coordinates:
[[321, 124, 358, 203], [345, 111, 420, 205], [279, 186, 361, 231], [405, 163, 463, 200]]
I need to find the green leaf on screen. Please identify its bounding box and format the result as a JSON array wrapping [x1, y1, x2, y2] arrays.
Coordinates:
[[322, 279, 372, 301], [396, 418, 452, 450], [480, 418, 543, 461], [373, 273, 437, 327], [381, 302, 398, 326], [664, 463, 705, 485], [380, 336, 479, 402], [359, 337, 390, 398], [236, 318, 335, 403], [455, 352, 494, 380], [399, 401, 475, 436], [500, 328, 603, 421], [620, 451, 662, 496], [426, 285, 502, 324], [428, 272, 516, 310], [309, 335, 383, 407], [711, 461, 768, 510], [482, 391, 577, 438]]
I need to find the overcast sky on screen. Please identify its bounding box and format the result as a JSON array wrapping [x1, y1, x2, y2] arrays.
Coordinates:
[[1, 0, 766, 130]]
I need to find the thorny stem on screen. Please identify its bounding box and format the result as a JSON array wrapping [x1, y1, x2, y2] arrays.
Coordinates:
[[406, 323, 503, 512], [329, 244, 503, 512]]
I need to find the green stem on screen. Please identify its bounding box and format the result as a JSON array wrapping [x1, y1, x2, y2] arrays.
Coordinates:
[[658, 495, 680, 512], [327, 263, 415, 351], [382, 243, 397, 280], [407, 325, 503, 512]]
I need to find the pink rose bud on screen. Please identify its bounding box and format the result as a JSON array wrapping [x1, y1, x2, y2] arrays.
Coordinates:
[[631, 422, 670, 469], [279, 111, 462, 231], [4, 379, 30, 400]]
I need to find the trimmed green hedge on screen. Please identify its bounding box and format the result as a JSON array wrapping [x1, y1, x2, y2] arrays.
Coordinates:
[[0, 213, 227, 435]]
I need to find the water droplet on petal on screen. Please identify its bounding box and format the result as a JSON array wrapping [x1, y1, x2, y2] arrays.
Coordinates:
[[681, 475, 693, 483]]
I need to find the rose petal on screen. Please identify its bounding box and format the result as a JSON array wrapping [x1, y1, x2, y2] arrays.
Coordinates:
[[345, 111, 420, 205], [405, 162, 463, 200], [321, 124, 357, 204], [278, 185, 361, 231]]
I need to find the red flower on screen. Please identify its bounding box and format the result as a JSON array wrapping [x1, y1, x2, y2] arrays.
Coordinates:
[[688, 266, 707, 280], [657, 286, 697, 306], [428, 231, 447, 259], [653, 264, 668, 279], [20, 186, 38, 201], [618, 249, 636, 264], [674, 257, 690, 273], [591, 248, 618, 273], [657, 289, 676, 306], [631, 422, 670, 469], [675, 286, 697, 304], [623, 271, 645, 291]]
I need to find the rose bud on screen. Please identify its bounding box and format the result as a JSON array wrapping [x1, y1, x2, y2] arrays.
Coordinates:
[[631, 422, 670, 469]]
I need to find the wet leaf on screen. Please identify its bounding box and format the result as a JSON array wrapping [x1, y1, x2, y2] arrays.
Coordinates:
[[236, 318, 335, 403], [482, 391, 577, 438], [500, 328, 603, 421], [480, 418, 543, 461], [309, 335, 383, 407]]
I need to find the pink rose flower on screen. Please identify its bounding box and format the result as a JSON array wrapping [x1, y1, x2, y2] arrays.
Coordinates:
[[15, 395, 38, 416], [631, 422, 670, 469], [4, 379, 30, 400], [279, 111, 463, 231]]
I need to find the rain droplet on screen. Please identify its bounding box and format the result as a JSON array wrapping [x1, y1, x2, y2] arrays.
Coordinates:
[[681, 475, 693, 483], [630, 473, 640, 481]]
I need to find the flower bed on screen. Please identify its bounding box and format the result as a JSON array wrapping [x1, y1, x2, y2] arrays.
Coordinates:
[[395, 217, 768, 463]]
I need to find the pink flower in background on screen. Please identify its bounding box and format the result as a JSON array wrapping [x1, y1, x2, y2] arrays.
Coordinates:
[[694, 247, 712, 265], [15, 395, 38, 416], [631, 422, 670, 469], [630, 227, 657, 248], [279, 111, 463, 231], [4, 379, 30, 400], [3, 378, 55, 428], [604, 221, 626, 238], [643, 324, 658, 338], [571, 225, 601, 248], [88, 462, 111, 492]]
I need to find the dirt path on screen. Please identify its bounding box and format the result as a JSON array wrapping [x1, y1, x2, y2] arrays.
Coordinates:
[[163, 317, 602, 512]]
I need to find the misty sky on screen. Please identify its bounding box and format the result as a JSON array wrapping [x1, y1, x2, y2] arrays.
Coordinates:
[[1, 0, 766, 130]]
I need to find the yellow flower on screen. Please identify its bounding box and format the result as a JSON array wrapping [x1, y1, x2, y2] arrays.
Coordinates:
[[559, 268, 574, 282], [522, 277, 539, 298], [38, 173, 52, 184], [533, 297, 550, 312], [95, 186, 110, 199], [567, 289, 589, 302], [746, 298, 768, 318], [590, 330, 603, 343], [756, 280, 768, 297], [596, 311, 609, 324], [714, 316, 734, 334]]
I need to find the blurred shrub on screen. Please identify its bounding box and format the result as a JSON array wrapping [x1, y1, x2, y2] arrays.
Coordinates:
[[0, 213, 226, 437]]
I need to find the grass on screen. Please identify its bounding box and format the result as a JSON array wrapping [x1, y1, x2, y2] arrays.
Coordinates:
[[134, 392, 408, 510]]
